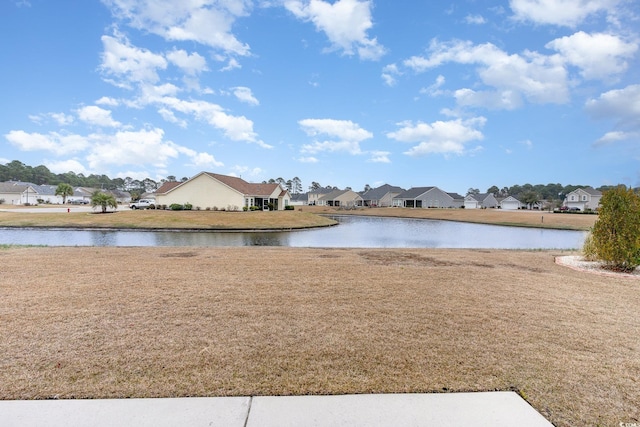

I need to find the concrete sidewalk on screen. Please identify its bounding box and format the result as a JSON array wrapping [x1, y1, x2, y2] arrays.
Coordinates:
[[0, 392, 553, 426]]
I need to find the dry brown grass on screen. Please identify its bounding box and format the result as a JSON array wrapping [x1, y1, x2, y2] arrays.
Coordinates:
[[1, 246, 638, 426], [300, 205, 597, 231], [0, 209, 336, 230]]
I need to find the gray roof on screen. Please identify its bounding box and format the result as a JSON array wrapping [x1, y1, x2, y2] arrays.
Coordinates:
[[362, 184, 405, 201], [290, 193, 308, 202], [309, 187, 335, 195], [395, 187, 435, 199], [0, 181, 33, 193], [467, 192, 492, 201], [581, 187, 602, 196], [31, 184, 57, 196], [318, 189, 349, 200], [447, 192, 464, 200]]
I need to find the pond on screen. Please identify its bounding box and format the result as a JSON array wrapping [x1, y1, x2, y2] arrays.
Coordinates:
[[0, 215, 587, 249]]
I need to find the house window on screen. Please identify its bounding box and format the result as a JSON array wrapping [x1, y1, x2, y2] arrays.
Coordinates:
[[570, 195, 576, 201], [582, 195, 587, 201]]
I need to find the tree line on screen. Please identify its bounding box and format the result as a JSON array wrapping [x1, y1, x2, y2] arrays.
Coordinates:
[[0, 160, 187, 200], [0, 160, 625, 203]]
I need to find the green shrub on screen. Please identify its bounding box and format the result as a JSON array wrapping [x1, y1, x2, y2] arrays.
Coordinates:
[[587, 185, 640, 272], [169, 203, 183, 211], [243, 206, 249, 211], [184, 203, 193, 211], [285, 205, 295, 210], [582, 234, 598, 261]]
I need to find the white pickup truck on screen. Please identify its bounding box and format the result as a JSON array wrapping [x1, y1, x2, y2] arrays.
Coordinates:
[[129, 199, 155, 209]]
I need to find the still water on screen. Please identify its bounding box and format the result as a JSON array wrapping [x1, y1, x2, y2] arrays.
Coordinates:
[[0, 215, 587, 249]]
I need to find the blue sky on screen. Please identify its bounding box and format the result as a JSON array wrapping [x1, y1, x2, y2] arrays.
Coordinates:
[[1, 0, 639, 194]]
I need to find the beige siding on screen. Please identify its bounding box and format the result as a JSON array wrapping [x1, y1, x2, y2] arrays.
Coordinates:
[[156, 174, 244, 209]]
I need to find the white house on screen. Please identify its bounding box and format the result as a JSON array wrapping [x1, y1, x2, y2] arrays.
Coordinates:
[[464, 193, 498, 209], [0, 182, 39, 205], [563, 187, 602, 211], [155, 172, 291, 211], [499, 196, 523, 210]]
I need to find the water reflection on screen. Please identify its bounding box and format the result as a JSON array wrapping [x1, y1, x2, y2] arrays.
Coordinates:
[[0, 215, 587, 249]]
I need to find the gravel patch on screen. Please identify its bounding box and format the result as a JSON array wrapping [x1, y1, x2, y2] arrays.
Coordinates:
[[555, 255, 640, 278]]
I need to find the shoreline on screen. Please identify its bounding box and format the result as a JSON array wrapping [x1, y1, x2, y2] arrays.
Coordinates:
[[0, 206, 596, 232]]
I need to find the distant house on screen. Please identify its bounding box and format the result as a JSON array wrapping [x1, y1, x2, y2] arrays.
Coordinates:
[[289, 193, 308, 206], [464, 193, 498, 209], [393, 187, 464, 208], [105, 189, 132, 204], [67, 187, 94, 204], [499, 196, 523, 210], [30, 184, 64, 204], [361, 184, 405, 207], [155, 172, 291, 211], [563, 187, 602, 211], [307, 187, 335, 206], [317, 189, 364, 208], [0, 181, 38, 205]]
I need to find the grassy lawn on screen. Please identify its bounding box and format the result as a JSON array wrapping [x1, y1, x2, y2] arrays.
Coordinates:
[[0, 209, 337, 230], [0, 205, 596, 230], [0, 246, 637, 426]]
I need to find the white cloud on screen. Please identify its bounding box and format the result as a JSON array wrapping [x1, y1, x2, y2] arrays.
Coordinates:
[[368, 150, 391, 163], [594, 130, 638, 145], [284, 0, 386, 60], [29, 112, 75, 126], [166, 49, 208, 75], [403, 39, 569, 109], [220, 57, 241, 72], [509, 0, 622, 27], [157, 107, 188, 127], [298, 156, 319, 163], [465, 14, 486, 24], [44, 159, 90, 175], [158, 96, 271, 147], [420, 75, 446, 97], [103, 0, 252, 55], [86, 128, 182, 169], [95, 96, 120, 107], [100, 32, 168, 86], [77, 105, 122, 128], [299, 118, 373, 154], [50, 112, 75, 126], [586, 84, 640, 143], [386, 117, 486, 157], [586, 84, 640, 121], [381, 63, 400, 86], [232, 86, 259, 106], [183, 150, 224, 168], [546, 31, 638, 80], [231, 166, 263, 177], [5, 130, 89, 154]]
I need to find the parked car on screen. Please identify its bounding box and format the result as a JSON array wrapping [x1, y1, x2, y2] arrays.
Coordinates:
[[129, 199, 155, 209]]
